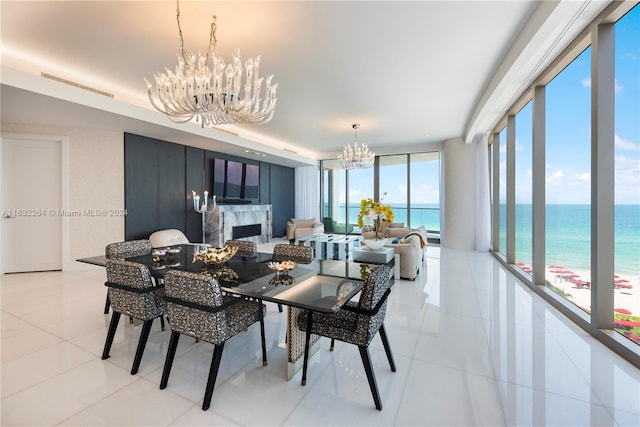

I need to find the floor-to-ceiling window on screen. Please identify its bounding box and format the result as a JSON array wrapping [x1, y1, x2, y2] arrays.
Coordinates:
[[379, 155, 408, 225], [346, 167, 374, 230], [614, 6, 640, 346], [515, 101, 533, 274], [498, 127, 507, 255], [321, 159, 347, 230], [322, 167, 330, 218], [410, 152, 441, 233], [490, 2, 639, 364], [545, 47, 592, 308], [320, 150, 441, 236]]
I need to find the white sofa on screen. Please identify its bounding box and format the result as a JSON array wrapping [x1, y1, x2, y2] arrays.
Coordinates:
[[379, 224, 428, 280]]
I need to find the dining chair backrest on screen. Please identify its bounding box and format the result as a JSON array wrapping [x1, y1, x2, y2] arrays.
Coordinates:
[[149, 229, 189, 248], [163, 270, 231, 344], [224, 239, 257, 257], [105, 259, 165, 320], [105, 239, 152, 260], [272, 244, 313, 264], [353, 265, 392, 344]]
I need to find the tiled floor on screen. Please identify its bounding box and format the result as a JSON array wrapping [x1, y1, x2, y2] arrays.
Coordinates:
[[1, 240, 639, 426]]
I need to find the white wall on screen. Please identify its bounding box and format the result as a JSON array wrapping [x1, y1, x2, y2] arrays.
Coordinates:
[[443, 137, 477, 250], [1, 122, 124, 270]]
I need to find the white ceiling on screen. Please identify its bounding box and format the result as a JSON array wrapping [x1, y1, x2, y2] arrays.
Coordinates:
[[0, 1, 610, 167]]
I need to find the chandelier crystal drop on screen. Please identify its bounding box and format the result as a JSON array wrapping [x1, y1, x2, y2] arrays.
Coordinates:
[[337, 123, 375, 169], [145, 0, 278, 126]]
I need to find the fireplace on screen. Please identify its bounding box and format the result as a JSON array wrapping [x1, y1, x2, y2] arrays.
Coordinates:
[[205, 204, 272, 247], [232, 224, 262, 239]]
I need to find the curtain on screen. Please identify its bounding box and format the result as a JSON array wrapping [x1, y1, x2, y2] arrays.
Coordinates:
[[475, 134, 491, 251], [295, 165, 319, 219]]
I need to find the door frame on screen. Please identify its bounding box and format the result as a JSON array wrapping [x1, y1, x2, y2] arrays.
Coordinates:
[[0, 132, 70, 274]]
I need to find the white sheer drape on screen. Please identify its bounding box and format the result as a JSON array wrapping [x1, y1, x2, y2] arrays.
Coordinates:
[[475, 134, 491, 251], [295, 165, 320, 219]]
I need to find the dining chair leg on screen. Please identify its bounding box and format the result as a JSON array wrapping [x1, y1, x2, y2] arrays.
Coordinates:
[[330, 338, 335, 351], [301, 311, 313, 386], [202, 342, 225, 411], [258, 301, 267, 366], [160, 315, 165, 331], [378, 324, 396, 372], [101, 311, 121, 360], [278, 303, 283, 312], [358, 345, 382, 410], [160, 331, 181, 389], [103, 294, 111, 314], [131, 319, 153, 375]]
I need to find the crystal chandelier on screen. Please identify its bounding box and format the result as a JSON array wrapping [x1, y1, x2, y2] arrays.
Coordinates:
[[145, 0, 278, 126], [338, 124, 375, 169]]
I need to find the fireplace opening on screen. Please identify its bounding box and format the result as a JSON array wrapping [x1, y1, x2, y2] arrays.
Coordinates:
[[232, 224, 262, 239]]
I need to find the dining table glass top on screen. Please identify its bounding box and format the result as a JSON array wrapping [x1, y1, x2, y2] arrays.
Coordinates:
[[123, 244, 367, 313]]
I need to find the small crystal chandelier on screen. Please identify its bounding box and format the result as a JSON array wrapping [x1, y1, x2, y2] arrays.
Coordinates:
[[338, 124, 375, 169], [145, 0, 278, 126]]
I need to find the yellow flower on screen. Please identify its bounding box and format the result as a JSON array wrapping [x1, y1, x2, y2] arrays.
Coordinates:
[[357, 195, 394, 229]]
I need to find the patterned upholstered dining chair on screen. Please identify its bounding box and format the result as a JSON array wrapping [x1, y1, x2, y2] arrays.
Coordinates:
[[103, 239, 153, 314], [102, 259, 167, 375], [159, 270, 268, 411], [296, 264, 396, 410], [271, 244, 314, 313], [224, 239, 257, 257], [272, 243, 313, 264]]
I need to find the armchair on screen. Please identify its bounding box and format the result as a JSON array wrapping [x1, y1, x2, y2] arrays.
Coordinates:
[[296, 265, 395, 410], [286, 218, 324, 240], [160, 270, 267, 411], [322, 217, 354, 234], [102, 260, 166, 375]]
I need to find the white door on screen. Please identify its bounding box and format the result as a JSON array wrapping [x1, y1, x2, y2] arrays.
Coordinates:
[[2, 136, 62, 272]]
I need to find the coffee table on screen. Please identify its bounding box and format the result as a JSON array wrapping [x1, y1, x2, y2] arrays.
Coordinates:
[[294, 234, 360, 260]]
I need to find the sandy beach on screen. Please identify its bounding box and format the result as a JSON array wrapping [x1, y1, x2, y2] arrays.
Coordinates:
[[542, 267, 639, 316]]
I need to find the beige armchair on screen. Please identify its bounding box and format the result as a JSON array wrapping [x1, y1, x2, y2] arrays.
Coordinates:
[[286, 218, 324, 240], [382, 225, 428, 280]]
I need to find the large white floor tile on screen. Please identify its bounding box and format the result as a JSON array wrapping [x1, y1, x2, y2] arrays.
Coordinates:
[[0, 358, 137, 426], [1, 245, 638, 426], [59, 377, 194, 426], [394, 358, 505, 426], [1, 341, 95, 398]]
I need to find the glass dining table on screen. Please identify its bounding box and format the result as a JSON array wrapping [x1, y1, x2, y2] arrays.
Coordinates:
[[77, 244, 380, 379]]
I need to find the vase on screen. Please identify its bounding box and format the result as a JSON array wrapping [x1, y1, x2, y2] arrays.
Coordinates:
[[362, 238, 386, 250]]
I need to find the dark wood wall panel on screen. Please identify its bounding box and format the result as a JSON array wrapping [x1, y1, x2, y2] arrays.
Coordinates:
[[157, 141, 186, 231], [124, 134, 159, 240], [259, 162, 271, 203], [125, 133, 295, 242], [185, 146, 205, 243], [269, 164, 295, 237]]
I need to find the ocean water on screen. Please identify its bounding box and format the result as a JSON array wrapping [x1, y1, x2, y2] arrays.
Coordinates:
[[330, 203, 639, 276], [332, 203, 441, 232], [499, 204, 640, 276]]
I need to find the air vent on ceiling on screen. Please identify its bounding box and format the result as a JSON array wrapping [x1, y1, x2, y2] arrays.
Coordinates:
[[41, 72, 114, 98], [283, 148, 297, 154]]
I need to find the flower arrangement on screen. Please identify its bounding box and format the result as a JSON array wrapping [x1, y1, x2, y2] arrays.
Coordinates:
[[357, 193, 394, 240]]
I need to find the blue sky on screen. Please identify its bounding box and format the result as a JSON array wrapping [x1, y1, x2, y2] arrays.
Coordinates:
[[503, 6, 639, 205], [342, 6, 639, 208]]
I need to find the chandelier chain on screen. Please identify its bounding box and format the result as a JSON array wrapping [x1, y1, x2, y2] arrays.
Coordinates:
[[176, 0, 217, 69]]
